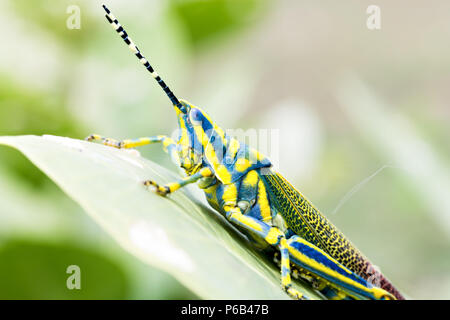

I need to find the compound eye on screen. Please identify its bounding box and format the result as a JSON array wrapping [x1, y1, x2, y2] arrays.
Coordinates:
[[189, 108, 203, 126]]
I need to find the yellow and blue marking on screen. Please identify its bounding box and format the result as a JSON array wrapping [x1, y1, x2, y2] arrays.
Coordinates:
[[86, 5, 404, 300]]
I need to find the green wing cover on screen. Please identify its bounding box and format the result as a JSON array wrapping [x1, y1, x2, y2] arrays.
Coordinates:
[[261, 170, 371, 278]]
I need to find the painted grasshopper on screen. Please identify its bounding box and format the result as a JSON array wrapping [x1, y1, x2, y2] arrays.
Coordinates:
[[87, 5, 404, 300]]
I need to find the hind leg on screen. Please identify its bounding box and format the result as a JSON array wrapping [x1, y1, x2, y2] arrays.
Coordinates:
[[225, 207, 308, 300], [285, 236, 394, 300], [85, 134, 181, 166], [278, 238, 308, 299], [219, 182, 308, 300]]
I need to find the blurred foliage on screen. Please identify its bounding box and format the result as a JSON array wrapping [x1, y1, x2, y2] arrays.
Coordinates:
[[0, 0, 275, 300], [0, 135, 319, 299], [0, 239, 128, 299], [0, 0, 449, 299], [0, 78, 84, 189], [169, 0, 267, 50], [10, 0, 98, 50]]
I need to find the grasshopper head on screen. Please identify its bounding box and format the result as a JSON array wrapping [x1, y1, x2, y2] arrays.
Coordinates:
[[173, 99, 221, 175], [100, 4, 270, 181]]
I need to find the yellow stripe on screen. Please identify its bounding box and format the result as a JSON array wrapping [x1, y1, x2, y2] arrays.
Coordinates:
[[222, 184, 238, 204], [168, 182, 180, 192], [243, 170, 258, 187], [122, 138, 151, 148], [239, 215, 263, 232], [288, 238, 373, 296], [281, 275, 291, 287], [227, 138, 240, 160], [178, 113, 189, 146], [257, 180, 272, 222], [235, 158, 251, 172], [200, 167, 212, 177], [204, 136, 232, 183], [265, 227, 283, 245]]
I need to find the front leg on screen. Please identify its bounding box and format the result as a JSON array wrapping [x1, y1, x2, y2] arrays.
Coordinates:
[[85, 134, 181, 166], [85, 134, 171, 149]]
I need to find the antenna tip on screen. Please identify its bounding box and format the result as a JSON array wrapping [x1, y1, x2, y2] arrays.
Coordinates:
[[102, 5, 110, 14]]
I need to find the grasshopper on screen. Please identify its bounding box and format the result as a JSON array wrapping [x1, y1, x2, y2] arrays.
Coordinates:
[[87, 5, 404, 300]]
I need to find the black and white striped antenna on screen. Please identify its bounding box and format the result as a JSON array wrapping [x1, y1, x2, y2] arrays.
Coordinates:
[[102, 5, 186, 113]]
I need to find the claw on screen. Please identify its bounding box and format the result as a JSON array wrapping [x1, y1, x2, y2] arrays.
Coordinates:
[[143, 180, 169, 196], [284, 286, 308, 300], [103, 138, 121, 148], [85, 134, 99, 142], [84, 134, 122, 148]]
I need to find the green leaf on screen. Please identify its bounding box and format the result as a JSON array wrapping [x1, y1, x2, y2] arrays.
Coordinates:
[[0, 135, 321, 299]]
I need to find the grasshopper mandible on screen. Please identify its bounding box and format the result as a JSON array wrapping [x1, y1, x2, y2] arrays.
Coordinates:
[[87, 5, 404, 300]]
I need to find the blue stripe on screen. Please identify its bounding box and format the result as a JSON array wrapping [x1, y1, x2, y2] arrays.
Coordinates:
[[290, 255, 374, 299], [290, 240, 368, 286]]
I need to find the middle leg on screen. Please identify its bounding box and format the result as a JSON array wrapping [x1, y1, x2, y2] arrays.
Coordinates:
[[220, 182, 307, 300], [144, 167, 213, 196]]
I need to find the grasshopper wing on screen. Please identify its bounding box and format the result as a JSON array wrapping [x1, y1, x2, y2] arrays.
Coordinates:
[[261, 170, 404, 300]]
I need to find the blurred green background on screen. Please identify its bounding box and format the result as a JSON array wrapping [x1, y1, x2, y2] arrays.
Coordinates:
[[0, 0, 449, 299]]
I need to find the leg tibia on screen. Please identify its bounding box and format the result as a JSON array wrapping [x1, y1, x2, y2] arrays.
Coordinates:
[[279, 238, 309, 300], [86, 134, 181, 166], [85, 134, 170, 149]]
